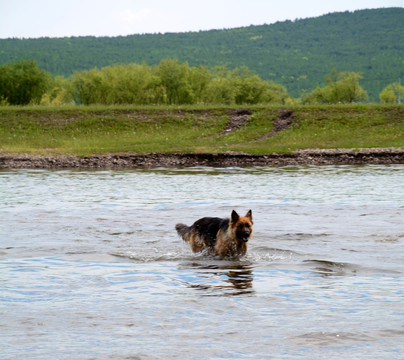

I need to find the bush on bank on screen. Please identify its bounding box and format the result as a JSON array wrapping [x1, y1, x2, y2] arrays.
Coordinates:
[[3, 59, 401, 106]]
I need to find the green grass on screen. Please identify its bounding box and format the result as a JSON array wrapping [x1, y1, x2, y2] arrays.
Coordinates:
[[238, 105, 404, 153], [0, 104, 403, 156]]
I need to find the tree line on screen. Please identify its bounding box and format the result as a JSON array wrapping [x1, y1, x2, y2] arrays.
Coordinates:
[[1, 8, 402, 102], [0, 59, 403, 106]]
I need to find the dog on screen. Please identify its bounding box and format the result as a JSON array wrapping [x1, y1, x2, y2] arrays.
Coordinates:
[[175, 210, 253, 257]]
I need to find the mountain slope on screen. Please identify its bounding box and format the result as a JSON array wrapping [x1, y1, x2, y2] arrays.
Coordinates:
[[0, 8, 403, 101]]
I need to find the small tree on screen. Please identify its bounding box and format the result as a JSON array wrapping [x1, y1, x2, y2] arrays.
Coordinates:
[[71, 68, 109, 105], [261, 81, 293, 105], [232, 67, 268, 104], [303, 70, 368, 104], [379, 82, 404, 104], [202, 66, 235, 104], [41, 76, 74, 105], [204, 77, 236, 104], [0, 60, 49, 105], [188, 66, 211, 103], [157, 58, 194, 104]]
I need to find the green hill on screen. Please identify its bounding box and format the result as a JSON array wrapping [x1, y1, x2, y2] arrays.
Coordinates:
[[0, 8, 403, 101]]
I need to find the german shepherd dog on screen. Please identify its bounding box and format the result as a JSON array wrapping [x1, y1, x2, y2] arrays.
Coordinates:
[[175, 210, 253, 257]]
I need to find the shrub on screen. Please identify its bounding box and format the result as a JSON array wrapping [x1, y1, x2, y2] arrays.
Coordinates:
[[0, 60, 50, 105]]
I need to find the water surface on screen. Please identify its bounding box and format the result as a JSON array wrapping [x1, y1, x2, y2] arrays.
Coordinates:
[[1, 165, 403, 359]]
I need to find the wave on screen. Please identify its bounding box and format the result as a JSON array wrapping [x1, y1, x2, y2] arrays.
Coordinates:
[[303, 259, 402, 277]]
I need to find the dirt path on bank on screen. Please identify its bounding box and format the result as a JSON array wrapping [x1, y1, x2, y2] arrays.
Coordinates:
[[1, 148, 403, 169]]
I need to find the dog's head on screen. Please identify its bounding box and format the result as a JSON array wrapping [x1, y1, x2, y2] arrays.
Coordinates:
[[230, 210, 253, 243]]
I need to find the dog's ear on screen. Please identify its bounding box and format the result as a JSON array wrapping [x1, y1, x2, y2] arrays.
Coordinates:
[[231, 210, 240, 222], [245, 210, 252, 220]]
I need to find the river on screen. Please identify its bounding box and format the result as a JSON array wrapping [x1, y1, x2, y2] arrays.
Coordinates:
[[1, 165, 403, 359]]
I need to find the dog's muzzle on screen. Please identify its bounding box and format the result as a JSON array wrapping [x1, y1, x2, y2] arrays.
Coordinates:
[[241, 232, 251, 242]]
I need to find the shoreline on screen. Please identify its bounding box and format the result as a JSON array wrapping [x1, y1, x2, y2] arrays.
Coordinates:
[[1, 148, 403, 169]]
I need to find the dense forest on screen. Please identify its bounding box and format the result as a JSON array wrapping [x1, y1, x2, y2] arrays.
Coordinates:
[[0, 8, 403, 101]]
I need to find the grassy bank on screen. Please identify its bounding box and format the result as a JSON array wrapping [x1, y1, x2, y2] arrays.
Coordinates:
[[0, 105, 403, 156]]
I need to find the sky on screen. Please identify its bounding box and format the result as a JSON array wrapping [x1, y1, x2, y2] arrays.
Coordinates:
[[0, 0, 403, 39]]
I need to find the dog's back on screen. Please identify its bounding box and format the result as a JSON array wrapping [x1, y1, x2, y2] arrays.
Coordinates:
[[175, 217, 229, 253]]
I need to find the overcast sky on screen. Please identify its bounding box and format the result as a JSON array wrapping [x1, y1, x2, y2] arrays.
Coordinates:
[[0, 0, 402, 39]]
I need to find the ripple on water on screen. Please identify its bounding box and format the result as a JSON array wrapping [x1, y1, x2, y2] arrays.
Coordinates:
[[1, 165, 404, 359]]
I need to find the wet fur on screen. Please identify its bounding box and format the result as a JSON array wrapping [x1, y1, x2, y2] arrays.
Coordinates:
[[175, 210, 253, 257]]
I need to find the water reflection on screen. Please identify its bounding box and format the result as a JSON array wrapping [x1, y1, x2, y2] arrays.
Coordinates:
[[226, 265, 254, 292], [178, 262, 254, 296]]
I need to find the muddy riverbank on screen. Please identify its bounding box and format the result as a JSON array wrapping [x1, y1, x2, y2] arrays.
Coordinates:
[[1, 148, 403, 169]]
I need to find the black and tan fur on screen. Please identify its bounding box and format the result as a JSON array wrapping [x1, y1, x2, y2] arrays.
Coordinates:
[[175, 210, 253, 257]]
